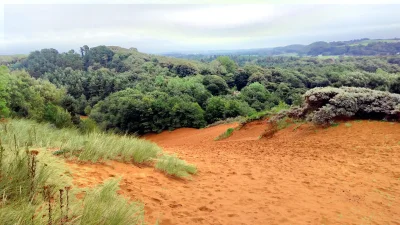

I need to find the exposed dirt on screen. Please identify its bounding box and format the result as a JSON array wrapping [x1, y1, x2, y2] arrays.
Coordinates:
[[67, 120, 400, 225]]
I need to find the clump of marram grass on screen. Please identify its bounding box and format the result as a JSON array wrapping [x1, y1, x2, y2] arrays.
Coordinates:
[[0, 121, 147, 225], [1, 119, 195, 223], [215, 128, 235, 141], [0, 142, 79, 224], [80, 179, 144, 225], [2, 119, 198, 179], [155, 154, 197, 178], [1, 119, 161, 164]]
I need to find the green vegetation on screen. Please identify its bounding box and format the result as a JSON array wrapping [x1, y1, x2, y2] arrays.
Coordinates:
[[3, 39, 400, 224], [3, 43, 400, 135], [0, 118, 196, 224], [215, 128, 235, 141], [155, 153, 197, 178], [0, 124, 145, 224], [277, 87, 400, 125], [331, 122, 340, 127], [168, 38, 400, 57], [1, 119, 160, 163], [345, 122, 352, 127], [80, 179, 144, 225]]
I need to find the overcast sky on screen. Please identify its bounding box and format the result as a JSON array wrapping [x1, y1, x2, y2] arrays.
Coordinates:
[[1, 1, 400, 54]]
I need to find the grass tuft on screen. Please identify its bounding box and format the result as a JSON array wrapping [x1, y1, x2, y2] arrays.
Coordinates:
[[330, 122, 340, 127], [215, 128, 235, 141], [0, 119, 190, 224], [80, 179, 144, 225], [155, 154, 197, 178], [1, 119, 161, 164]]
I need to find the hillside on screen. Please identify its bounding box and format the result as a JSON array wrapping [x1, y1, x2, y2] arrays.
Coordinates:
[[164, 38, 400, 57], [68, 120, 400, 225]]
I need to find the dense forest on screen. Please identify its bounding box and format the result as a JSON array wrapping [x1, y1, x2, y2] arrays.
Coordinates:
[[1, 43, 400, 134]]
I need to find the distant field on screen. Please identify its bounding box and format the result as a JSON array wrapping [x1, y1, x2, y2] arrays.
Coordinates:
[[0, 54, 27, 64], [316, 55, 341, 59], [275, 53, 299, 57]]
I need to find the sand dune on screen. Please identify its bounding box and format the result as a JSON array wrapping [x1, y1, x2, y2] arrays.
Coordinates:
[[67, 120, 400, 225]]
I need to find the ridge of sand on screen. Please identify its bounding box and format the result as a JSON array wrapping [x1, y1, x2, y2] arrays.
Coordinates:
[[67, 121, 400, 225]]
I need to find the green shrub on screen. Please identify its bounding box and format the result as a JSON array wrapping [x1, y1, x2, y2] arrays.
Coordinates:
[[202, 75, 229, 95], [282, 87, 400, 125], [91, 89, 206, 134], [43, 104, 73, 128], [78, 118, 98, 134], [205, 96, 254, 123]]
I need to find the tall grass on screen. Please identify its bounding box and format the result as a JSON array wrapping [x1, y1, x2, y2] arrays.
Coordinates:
[[0, 142, 79, 224], [0, 119, 161, 164], [80, 179, 144, 225], [155, 154, 197, 178], [0, 119, 156, 224]]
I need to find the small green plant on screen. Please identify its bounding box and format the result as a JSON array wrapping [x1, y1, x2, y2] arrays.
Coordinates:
[[276, 117, 292, 130], [215, 128, 235, 141], [155, 154, 197, 178], [330, 122, 340, 127], [345, 122, 352, 127]]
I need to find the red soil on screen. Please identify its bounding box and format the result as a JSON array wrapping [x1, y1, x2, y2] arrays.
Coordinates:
[[67, 121, 400, 225]]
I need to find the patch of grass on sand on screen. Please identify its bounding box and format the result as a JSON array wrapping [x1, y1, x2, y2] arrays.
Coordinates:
[[1, 119, 161, 164], [215, 128, 235, 141], [330, 122, 340, 127], [0, 118, 194, 224], [155, 153, 197, 178], [80, 179, 144, 225], [345, 122, 352, 127]]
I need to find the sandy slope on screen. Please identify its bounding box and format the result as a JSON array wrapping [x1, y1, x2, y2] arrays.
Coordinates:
[[67, 121, 400, 225]]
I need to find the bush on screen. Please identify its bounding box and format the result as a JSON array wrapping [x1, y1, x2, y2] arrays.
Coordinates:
[[43, 104, 73, 128], [283, 86, 400, 125], [205, 96, 254, 123], [240, 82, 278, 111], [203, 75, 229, 95], [79, 118, 98, 134], [91, 89, 206, 134]]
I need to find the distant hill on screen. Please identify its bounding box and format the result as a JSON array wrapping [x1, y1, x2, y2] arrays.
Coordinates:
[[164, 38, 400, 57]]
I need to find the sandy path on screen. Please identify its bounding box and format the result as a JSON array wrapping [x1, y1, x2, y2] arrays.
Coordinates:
[[67, 121, 400, 225]]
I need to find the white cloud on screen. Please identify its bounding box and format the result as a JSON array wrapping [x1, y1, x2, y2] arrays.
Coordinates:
[[163, 5, 278, 28], [1, 3, 400, 54]]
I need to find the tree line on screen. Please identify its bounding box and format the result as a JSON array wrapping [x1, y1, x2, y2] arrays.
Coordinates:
[[2, 45, 400, 134]]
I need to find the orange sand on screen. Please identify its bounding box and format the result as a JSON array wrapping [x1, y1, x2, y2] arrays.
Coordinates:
[[67, 121, 400, 225]]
